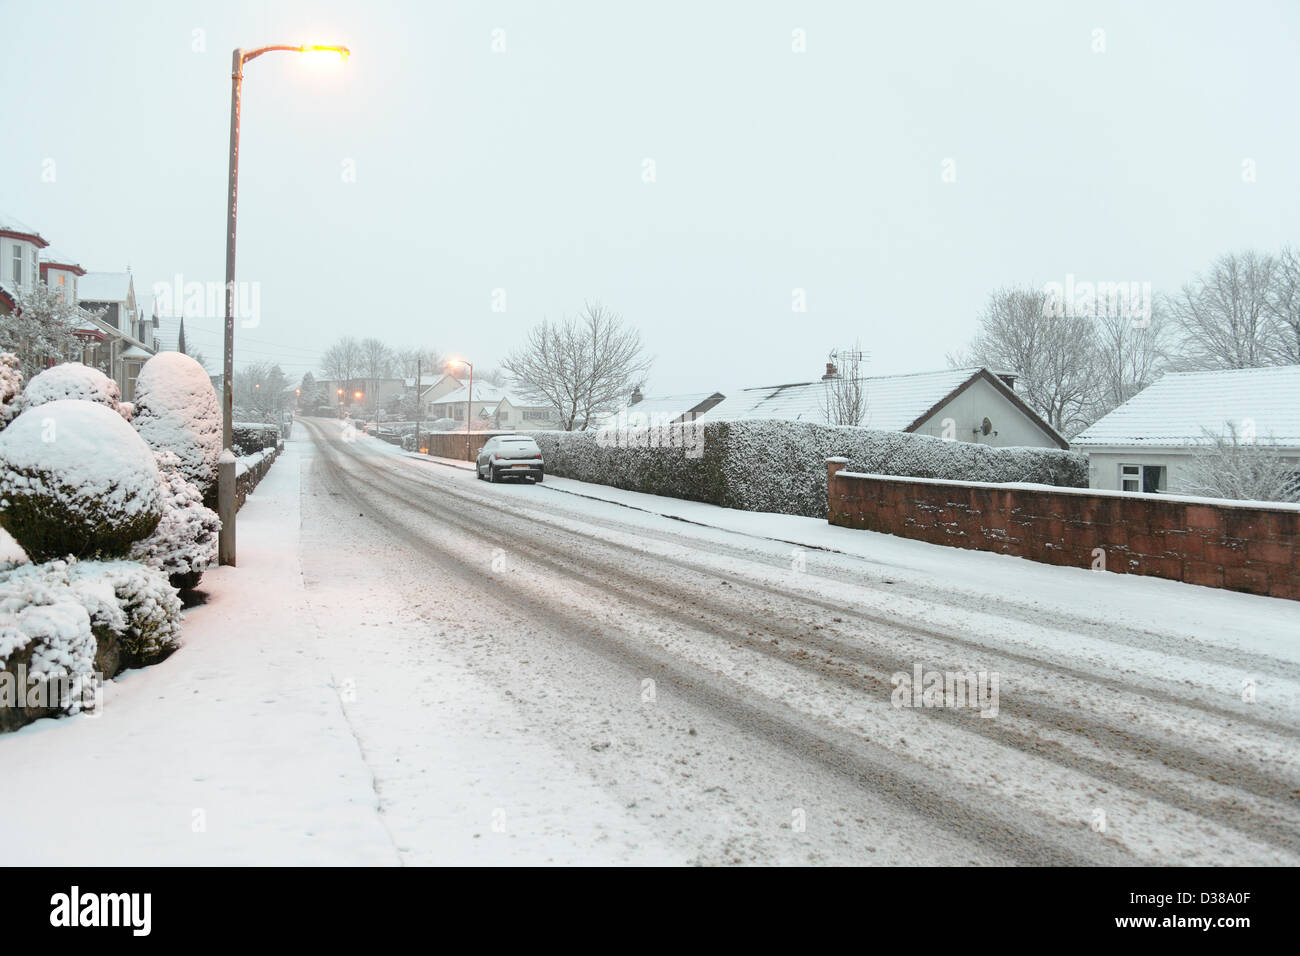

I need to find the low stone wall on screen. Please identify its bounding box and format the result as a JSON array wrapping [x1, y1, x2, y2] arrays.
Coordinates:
[[417, 431, 513, 462], [235, 442, 282, 510], [827, 459, 1300, 600]]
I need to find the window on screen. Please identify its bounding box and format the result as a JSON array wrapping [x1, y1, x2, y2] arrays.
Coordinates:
[[1120, 464, 1165, 493], [523, 409, 550, 421], [11, 245, 22, 285]]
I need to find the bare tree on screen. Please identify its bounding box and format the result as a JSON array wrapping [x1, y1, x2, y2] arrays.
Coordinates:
[[1169, 250, 1277, 370], [503, 301, 652, 430], [321, 336, 363, 389], [820, 344, 869, 426], [1177, 423, 1300, 503], [950, 286, 1100, 437], [396, 346, 444, 380], [1267, 244, 1300, 365], [1092, 304, 1172, 418]]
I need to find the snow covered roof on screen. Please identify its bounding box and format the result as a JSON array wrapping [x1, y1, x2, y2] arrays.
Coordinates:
[[699, 368, 981, 429], [39, 248, 85, 272], [119, 345, 154, 360], [1073, 366, 1300, 448], [427, 382, 511, 405], [77, 272, 133, 303], [601, 391, 725, 426], [0, 215, 48, 246]]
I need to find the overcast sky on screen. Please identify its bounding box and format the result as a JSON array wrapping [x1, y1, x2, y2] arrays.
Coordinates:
[[2, 0, 1296, 392]]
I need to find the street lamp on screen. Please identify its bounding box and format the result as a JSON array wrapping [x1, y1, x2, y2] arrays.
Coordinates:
[[219, 42, 349, 567], [446, 358, 473, 459]]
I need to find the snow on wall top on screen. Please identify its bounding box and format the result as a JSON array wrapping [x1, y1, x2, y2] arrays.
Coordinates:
[[697, 368, 981, 430], [1073, 366, 1300, 448]]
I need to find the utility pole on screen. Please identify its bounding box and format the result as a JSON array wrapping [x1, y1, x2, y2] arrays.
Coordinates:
[[414, 356, 421, 454]]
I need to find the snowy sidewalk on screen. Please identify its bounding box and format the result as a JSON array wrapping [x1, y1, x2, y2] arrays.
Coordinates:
[[0, 440, 396, 865]]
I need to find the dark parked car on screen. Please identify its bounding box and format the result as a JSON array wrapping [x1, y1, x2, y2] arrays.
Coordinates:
[[476, 436, 544, 483]]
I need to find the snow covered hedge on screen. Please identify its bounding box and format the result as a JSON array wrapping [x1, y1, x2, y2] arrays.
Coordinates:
[[132, 352, 222, 498], [232, 422, 281, 456], [129, 453, 220, 590], [525, 419, 1088, 518], [0, 558, 182, 732], [0, 400, 163, 561]]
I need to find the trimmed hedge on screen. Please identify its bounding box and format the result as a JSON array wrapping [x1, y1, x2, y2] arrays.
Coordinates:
[[525, 419, 1088, 519], [231, 422, 282, 456]]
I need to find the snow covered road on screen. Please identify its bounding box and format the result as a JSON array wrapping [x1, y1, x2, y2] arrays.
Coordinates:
[[295, 419, 1300, 865], [3, 419, 1296, 866]]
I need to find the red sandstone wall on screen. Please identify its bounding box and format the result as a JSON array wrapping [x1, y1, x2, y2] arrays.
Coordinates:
[[826, 459, 1300, 600]]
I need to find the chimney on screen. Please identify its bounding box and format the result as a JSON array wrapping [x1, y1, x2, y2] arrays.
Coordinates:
[[996, 371, 1018, 391], [822, 362, 838, 380], [630, 387, 643, 405]]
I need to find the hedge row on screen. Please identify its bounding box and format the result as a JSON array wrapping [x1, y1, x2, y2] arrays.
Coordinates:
[[524, 419, 1088, 518], [231, 422, 282, 456]]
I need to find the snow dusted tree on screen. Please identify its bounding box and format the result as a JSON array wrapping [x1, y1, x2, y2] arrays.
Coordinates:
[[820, 344, 869, 426], [1168, 250, 1278, 370], [322, 336, 363, 391], [359, 337, 395, 415], [396, 346, 443, 380], [1092, 304, 1173, 418], [0, 284, 97, 378], [233, 362, 289, 423], [951, 286, 1099, 437], [503, 302, 652, 431], [1177, 422, 1300, 503], [1266, 244, 1300, 365]]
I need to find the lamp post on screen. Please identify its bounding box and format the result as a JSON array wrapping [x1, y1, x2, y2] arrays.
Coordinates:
[[219, 43, 349, 567], [447, 358, 473, 459]]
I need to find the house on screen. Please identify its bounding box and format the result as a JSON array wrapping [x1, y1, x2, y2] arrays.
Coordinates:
[[600, 389, 726, 428], [76, 272, 158, 401], [0, 217, 48, 313], [693, 366, 1068, 449], [1071, 366, 1300, 493], [38, 249, 86, 305], [418, 379, 561, 429]]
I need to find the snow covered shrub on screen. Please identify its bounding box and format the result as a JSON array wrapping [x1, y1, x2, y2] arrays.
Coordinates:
[[0, 400, 163, 562], [18, 362, 124, 418], [130, 453, 220, 590], [132, 352, 221, 497], [67, 560, 182, 667], [526, 419, 1089, 519], [0, 560, 99, 731], [0, 352, 22, 428]]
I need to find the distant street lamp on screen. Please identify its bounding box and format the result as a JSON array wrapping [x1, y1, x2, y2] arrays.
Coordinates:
[[219, 42, 349, 567], [446, 358, 473, 459]]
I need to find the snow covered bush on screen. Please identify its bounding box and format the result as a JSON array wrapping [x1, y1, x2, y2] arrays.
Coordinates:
[[17, 362, 125, 419], [130, 453, 220, 590], [526, 419, 1089, 519], [0, 352, 22, 428], [0, 400, 163, 561], [0, 561, 99, 731], [67, 560, 182, 667], [1176, 424, 1300, 503], [132, 352, 221, 498]]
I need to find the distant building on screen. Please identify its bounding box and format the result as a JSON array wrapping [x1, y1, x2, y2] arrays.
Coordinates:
[[680, 366, 1067, 449], [1072, 366, 1300, 493], [0, 217, 48, 313]]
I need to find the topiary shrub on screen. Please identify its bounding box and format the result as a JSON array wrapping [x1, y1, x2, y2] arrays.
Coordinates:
[[132, 352, 222, 498], [129, 452, 220, 590], [19, 362, 125, 419], [0, 352, 22, 429], [67, 560, 182, 668], [0, 400, 163, 562], [0, 560, 99, 731]]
